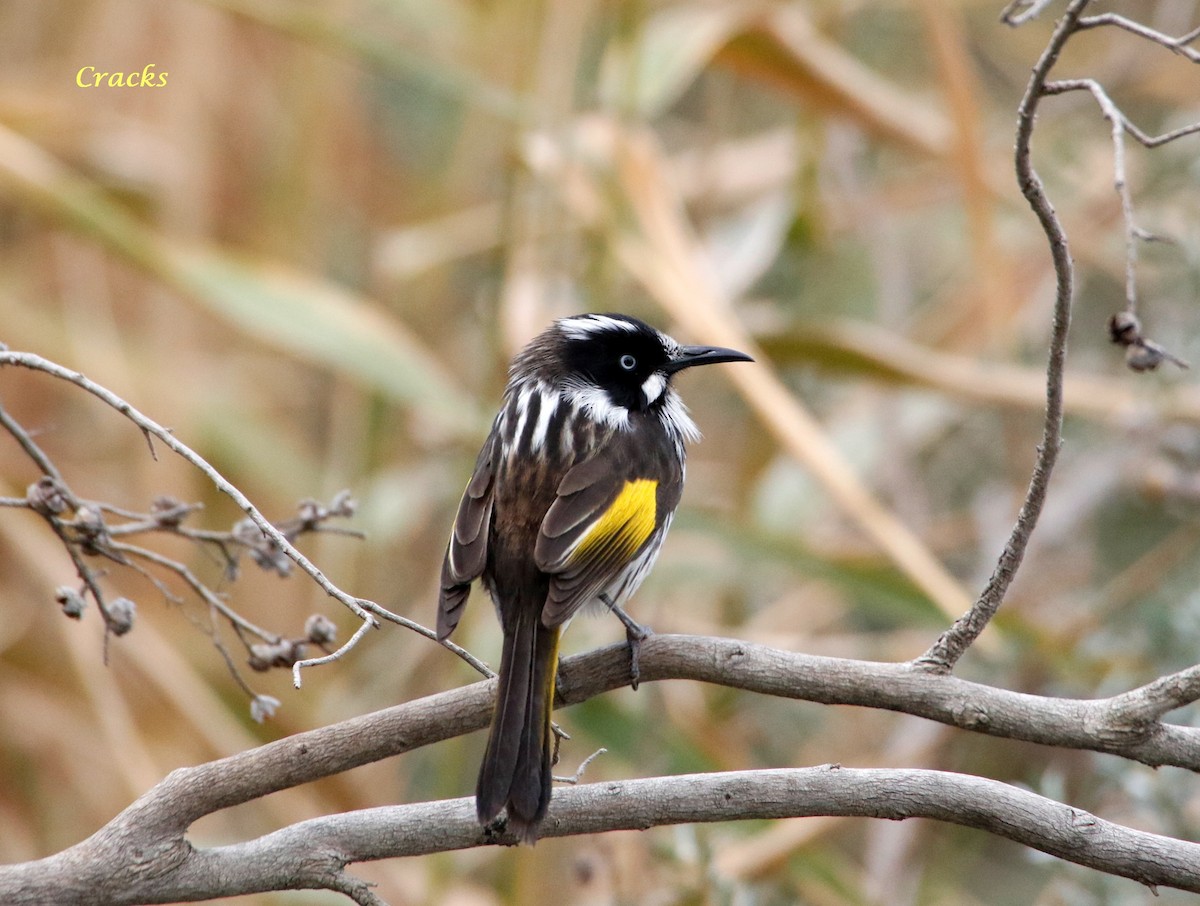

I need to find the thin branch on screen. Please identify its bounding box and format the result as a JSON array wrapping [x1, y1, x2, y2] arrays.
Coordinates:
[[1000, 0, 1058, 27], [109, 540, 279, 643], [1121, 119, 1200, 150], [1056, 78, 1138, 312], [290, 617, 375, 687], [0, 399, 62, 480], [0, 350, 383, 651], [204, 602, 262, 702], [1, 353, 473, 697], [554, 747, 608, 785], [368, 601, 495, 679], [106, 543, 184, 604], [917, 0, 1091, 672], [1177, 24, 1200, 47], [1041, 78, 1199, 324], [47, 517, 113, 628], [1036, 76, 1197, 372], [1076, 13, 1200, 62]]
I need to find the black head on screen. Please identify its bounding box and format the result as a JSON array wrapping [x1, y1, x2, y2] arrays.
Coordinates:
[[514, 313, 752, 416]]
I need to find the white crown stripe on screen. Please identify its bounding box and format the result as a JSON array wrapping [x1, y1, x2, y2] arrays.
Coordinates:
[[557, 314, 640, 340]]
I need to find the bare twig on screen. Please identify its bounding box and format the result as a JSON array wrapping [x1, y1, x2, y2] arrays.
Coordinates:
[[1076, 13, 1200, 62], [0, 401, 61, 479], [204, 602, 265, 703], [109, 540, 279, 643], [918, 1, 1199, 667], [1000, 0, 1058, 27], [0, 349, 388, 680], [1037, 75, 1195, 371], [367, 602, 495, 679], [553, 747, 608, 785], [1, 349, 499, 696], [917, 0, 1091, 672], [1106, 662, 1200, 727], [1042, 78, 1198, 322], [290, 617, 375, 687]]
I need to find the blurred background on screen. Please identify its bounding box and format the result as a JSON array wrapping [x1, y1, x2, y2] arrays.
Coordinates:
[[2, 0, 1200, 903]]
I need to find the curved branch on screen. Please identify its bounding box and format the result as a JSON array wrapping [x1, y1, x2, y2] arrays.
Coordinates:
[[7, 767, 1198, 903], [918, 0, 1091, 671], [163, 768, 1200, 895], [5, 633, 1200, 903]]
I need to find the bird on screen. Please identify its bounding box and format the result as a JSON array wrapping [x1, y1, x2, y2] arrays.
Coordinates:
[[437, 312, 753, 843]]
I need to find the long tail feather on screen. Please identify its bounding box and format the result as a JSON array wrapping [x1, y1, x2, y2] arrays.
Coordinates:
[[476, 608, 560, 843]]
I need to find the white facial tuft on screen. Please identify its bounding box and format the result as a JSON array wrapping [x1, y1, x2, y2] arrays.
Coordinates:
[[641, 371, 667, 407], [563, 380, 631, 431], [661, 390, 700, 444]]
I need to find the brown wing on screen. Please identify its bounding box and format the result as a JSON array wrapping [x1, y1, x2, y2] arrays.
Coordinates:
[[438, 431, 499, 640], [534, 451, 674, 628]]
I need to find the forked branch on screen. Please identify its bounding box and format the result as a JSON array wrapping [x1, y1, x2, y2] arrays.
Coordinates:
[[920, 0, 1199, 670]]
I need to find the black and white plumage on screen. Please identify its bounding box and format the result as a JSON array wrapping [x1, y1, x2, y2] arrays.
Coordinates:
[[438, 313, 752, 843]]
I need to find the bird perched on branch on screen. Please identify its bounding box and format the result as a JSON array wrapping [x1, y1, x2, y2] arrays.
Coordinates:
[[438, 313, 752, 843]]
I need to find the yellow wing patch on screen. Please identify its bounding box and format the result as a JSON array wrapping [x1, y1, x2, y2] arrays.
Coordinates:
[[571, 479, 658, 565]]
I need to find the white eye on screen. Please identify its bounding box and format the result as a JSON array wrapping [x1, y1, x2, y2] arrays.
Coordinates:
[[619, 354, 637, 371]]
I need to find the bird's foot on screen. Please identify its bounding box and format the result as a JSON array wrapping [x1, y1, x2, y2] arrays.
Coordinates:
[[601, 593, 652, 690]]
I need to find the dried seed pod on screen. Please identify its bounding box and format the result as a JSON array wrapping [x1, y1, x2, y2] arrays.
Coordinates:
[[329, 489, 357, 517], [27, 476, 70, 516], [108, 597, 137, 636], [1108, 311, 1141, 346], [150, 496, 191, 528], [55, 586, 85, 620], [250, 694, 281, 723], [296, 498, 323, 527], [304, 613, 338, 645], [248, 639, 305, 670]]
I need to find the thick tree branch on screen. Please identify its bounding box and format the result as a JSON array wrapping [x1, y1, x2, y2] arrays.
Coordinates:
[[9, 767, 1198, 904], [6, 633, 1200, 903]]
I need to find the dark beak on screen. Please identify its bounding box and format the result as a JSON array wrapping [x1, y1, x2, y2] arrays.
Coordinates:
[[663, 344, 754, 375]]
